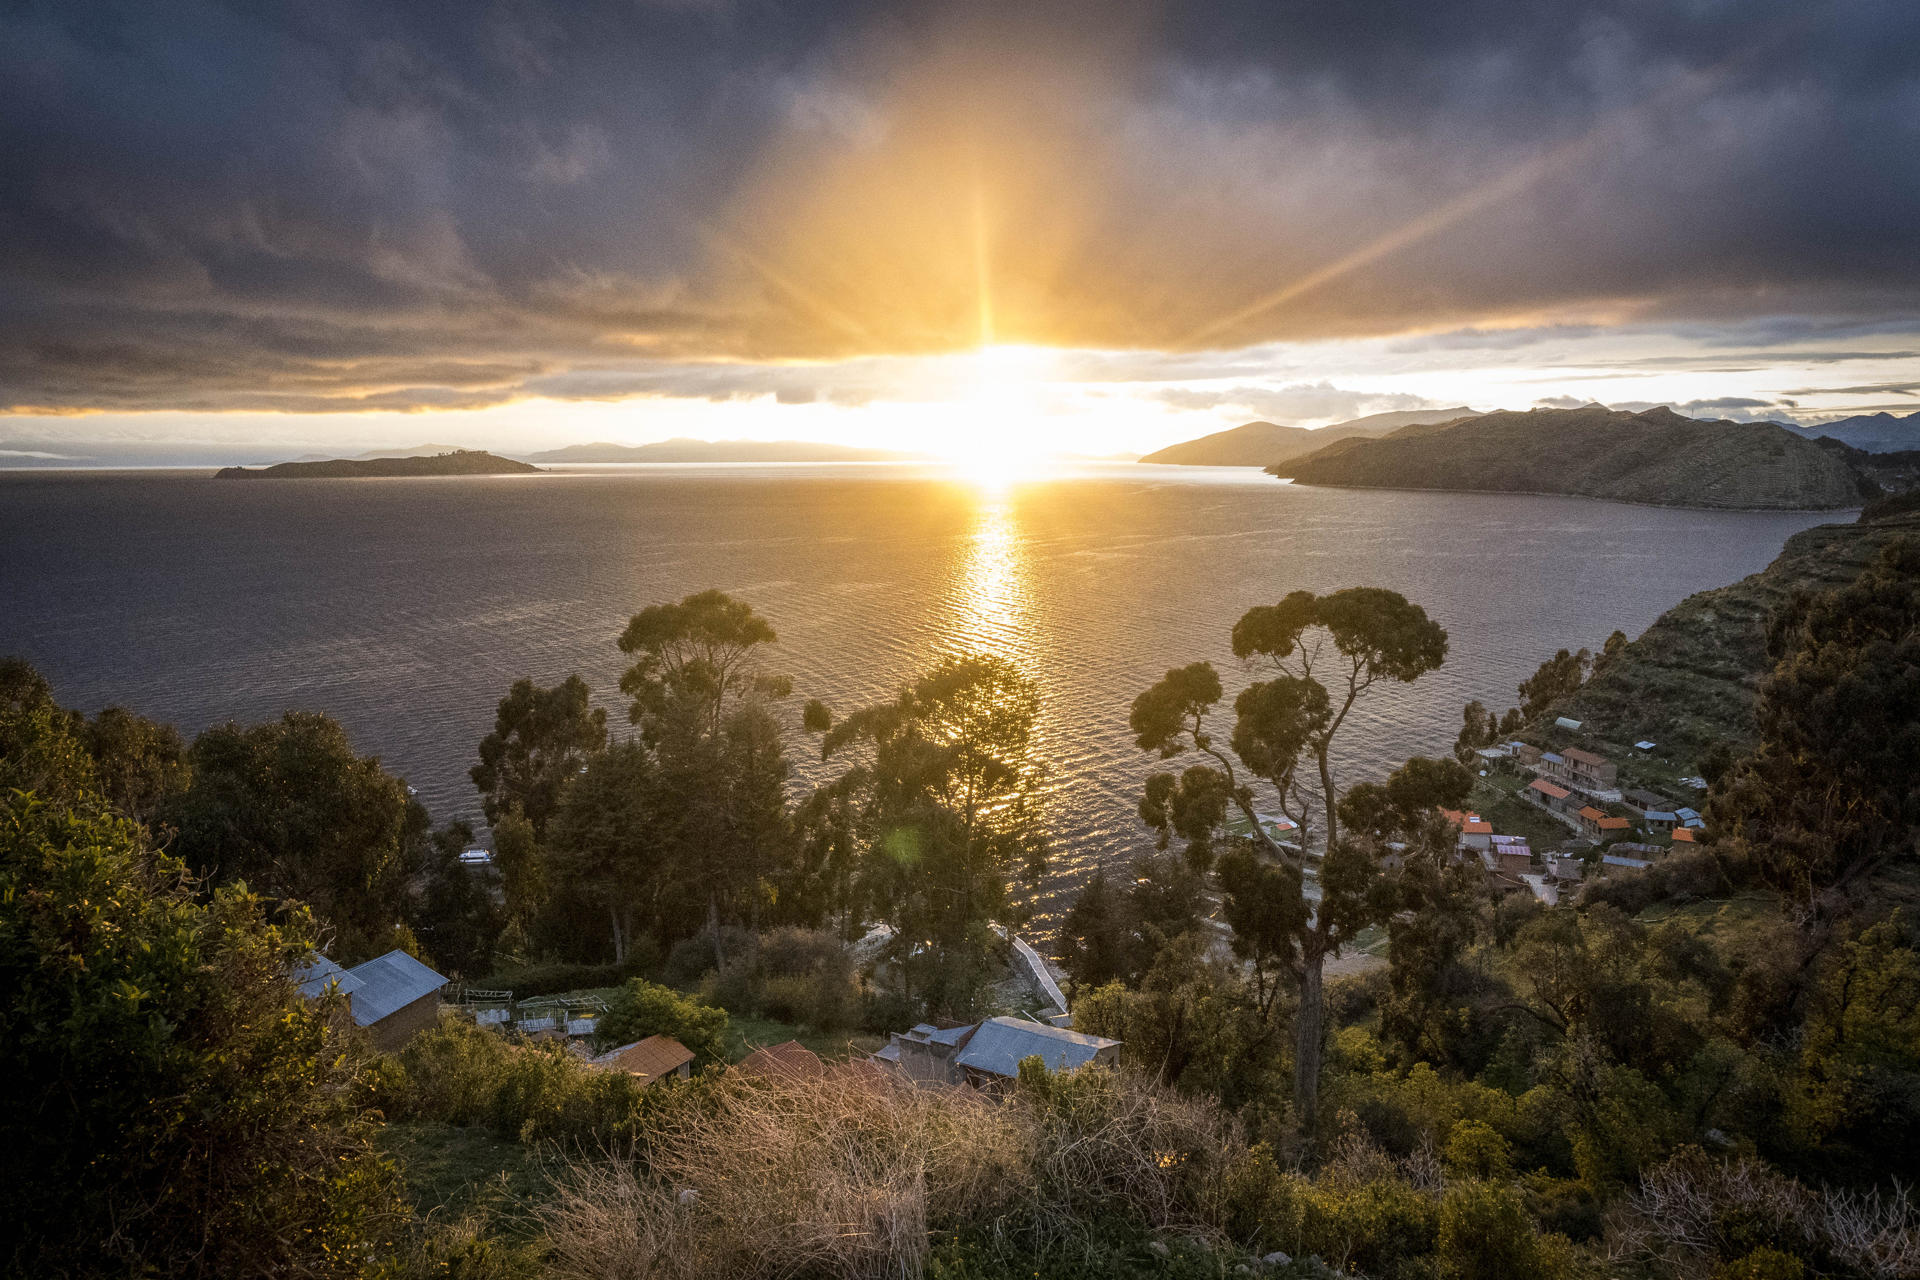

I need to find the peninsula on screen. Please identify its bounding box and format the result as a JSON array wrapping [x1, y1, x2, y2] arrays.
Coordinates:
[[215, 450, 540, 479], [1276, 405, 1867, 510]]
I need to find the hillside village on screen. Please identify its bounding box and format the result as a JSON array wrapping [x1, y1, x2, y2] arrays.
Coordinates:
[[1449, 736, 1708, 908]]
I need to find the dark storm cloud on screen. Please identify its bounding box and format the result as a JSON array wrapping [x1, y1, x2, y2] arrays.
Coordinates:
[[2, 0, 1918, 412]]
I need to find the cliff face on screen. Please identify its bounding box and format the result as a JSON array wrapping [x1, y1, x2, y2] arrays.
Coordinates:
[[1281, 406, 1867, 510], [216, 450, 539, 478], [1539, 507, 1920, 771]]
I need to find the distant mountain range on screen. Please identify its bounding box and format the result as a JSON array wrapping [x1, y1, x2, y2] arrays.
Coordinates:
[[1786, 410, 1920, 454], [216, 450, 540, 479], [529, 438, 923, 464], [1137, 407, 1476, 467], [1276, 405, 1866, 510], [290, 443, 471, 463]]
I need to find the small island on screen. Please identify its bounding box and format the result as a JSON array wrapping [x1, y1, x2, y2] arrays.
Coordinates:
[[215, 449, 540, 479]]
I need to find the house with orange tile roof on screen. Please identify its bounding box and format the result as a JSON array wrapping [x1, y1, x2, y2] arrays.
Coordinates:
[[1576, 805, 1632, 840], [1526, 777, 1577, 814], [1438, 808, 1495, 850]]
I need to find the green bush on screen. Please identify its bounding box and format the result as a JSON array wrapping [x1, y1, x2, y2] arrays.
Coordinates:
[[1712, 1246, 1807, 1280], [597, 978, 732, 1063], [1221, 1144, 1439, 1280], [1436, 1181, 1564, 1280], [388, 1017, 663, 1147], [1443, 1120, 1513, 1181], [0, 786, 401, 1276]]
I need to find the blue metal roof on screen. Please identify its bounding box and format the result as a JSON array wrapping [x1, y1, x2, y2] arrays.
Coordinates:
[[342, 950, 447, 1026], [951, 1017, 1117, 1078], [292, 955, 363, 1001]]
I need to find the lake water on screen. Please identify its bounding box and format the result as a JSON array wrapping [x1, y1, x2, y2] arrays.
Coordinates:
[[1, 463, 1834, 919]]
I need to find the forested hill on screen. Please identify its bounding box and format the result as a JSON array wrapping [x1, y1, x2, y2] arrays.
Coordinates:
[[215, 450, 539, 478], [1536, 499, 1920, 771], [1138, 407, 1472, 466], [1279, 405, 1867, 509]]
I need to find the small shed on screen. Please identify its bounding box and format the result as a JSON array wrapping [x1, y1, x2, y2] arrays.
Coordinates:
[[346, 950, 450, 1052], [593, 1035, 695, 1087], [296, 950, 448, 1052]]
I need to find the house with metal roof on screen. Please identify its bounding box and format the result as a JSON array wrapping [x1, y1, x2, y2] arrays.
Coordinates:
[[294, 948, 448, 1051], [593, 1034, 695, 1086], [876, 1017, 1119, 1090]]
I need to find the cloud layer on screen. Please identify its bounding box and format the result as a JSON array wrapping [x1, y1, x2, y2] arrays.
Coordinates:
[[4, 0, 1918, 414]]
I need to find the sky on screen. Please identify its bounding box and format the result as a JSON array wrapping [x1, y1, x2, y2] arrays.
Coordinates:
[[3, 0, 1919, 464]]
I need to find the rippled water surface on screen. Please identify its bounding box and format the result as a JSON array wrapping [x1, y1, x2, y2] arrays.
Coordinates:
[[2, 464, 1835, 914]]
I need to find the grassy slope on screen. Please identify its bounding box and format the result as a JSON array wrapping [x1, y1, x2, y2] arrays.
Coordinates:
[[1537, 508, 1920, 779], [1284, 406, 1865, 509]]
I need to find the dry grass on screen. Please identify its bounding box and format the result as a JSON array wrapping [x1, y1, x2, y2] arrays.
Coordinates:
[[1608, 1153, 1920, 1280], [538, 1066, 1238, 1280]]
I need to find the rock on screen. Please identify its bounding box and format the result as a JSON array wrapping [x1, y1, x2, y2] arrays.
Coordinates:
[[1147, 1240, 1171, 1258], [1262, 1253, 1292, 1267]]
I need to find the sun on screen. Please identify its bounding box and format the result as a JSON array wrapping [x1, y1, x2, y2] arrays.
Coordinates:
[[939, 343, 1057, 487]]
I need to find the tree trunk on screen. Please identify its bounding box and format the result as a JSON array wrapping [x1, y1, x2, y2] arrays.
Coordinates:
[[609, 904, 627, 966], [1293, 940, 1327, 1155], [708, 893, 726, 972]]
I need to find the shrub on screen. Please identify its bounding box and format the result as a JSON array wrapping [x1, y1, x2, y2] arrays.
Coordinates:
[[597, 978, 732, 1063], [1713, 1246, 1806, 1280], [389, 1017, 663, 1147], [664, 928, 753, 985], [863, 987, 921, 1034], [698, 962, 763, 1019], [1437, 1181, 1564, 1280], [1444, 1120, 1514, 1181], [0, 788, 402, 1276], [1222, 1141, 1440, 1280]]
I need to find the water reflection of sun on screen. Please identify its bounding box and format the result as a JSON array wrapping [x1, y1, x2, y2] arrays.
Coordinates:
[[951, 492, 1031, 659]]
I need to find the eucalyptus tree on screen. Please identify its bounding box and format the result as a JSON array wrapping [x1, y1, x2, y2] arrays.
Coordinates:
[[809, 653, 1049, 1015], [616, 590, 796, 963], [1130, 587, 1449, 1143], [470, 674, 607, 838]]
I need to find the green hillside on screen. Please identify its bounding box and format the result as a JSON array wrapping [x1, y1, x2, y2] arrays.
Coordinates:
[[1536, 503, 1920, 773], [1281, 405, 1866, 509]]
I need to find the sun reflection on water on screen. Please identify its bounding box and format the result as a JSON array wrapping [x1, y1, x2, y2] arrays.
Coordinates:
[[945, 488, 1033, 661]]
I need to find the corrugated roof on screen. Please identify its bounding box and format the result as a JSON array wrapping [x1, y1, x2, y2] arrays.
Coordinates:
[[1563, 747, 1609, 766], [951, 1016, 1117, 1078], [342, 950, 447, 1026], [594, 1034, 694, 1081], [738, 1040, 825, 1080], [1528, 778, 1571, 799], [1671, 827, 1698, 843], [1577, 805, 1607, 820], [292, 955, 364, 1001]]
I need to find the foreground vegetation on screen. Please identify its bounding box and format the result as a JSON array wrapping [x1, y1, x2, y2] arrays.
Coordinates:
[[3, 510, 1917, 1277]]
